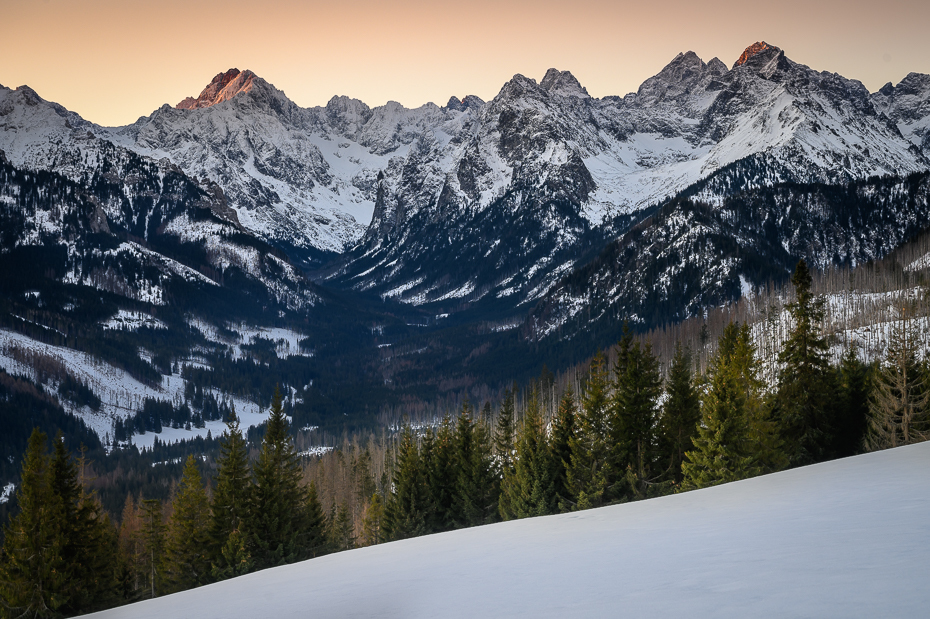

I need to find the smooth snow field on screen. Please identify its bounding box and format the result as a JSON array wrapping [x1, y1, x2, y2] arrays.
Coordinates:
[[86, 443, 930, 618]]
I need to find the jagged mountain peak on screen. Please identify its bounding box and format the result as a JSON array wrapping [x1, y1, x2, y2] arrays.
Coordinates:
[[11, 84, 42, 103], [707, 57, 728, 74], [651, 51, 709, 82], [733, 41, 778, 69], [891, 72, 930, 95], [445, 94, 486, 111], [540, 68, 589, 97], [497, 73, 541, 101], [634, 50, 727, 104], [176, 68, 263, 110]]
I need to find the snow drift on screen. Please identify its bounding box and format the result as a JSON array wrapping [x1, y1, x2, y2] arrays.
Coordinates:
[[84, 442, 930, 618]]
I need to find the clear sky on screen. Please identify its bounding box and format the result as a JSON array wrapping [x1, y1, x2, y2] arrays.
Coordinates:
[[1, 0, 928, 126]]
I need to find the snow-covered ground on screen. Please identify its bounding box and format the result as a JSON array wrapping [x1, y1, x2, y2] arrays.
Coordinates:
[[187, 317, 314, 360], [0, 329, 267, 449], [101, 310, 168, 332], [84, 442, 930, 618]]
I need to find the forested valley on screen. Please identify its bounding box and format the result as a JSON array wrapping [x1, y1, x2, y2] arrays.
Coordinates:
[[2, 242, 929, 616]]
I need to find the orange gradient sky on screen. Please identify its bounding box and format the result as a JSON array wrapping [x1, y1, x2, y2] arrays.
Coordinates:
[[1, 0, 928, 126]]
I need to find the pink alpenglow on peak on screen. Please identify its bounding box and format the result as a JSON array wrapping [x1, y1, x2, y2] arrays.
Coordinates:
[[734, 41, 774, 68], [176, 69, 258, 110]]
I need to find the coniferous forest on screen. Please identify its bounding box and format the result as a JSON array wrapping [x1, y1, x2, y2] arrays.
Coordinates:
[[1, 260, 928, 617]]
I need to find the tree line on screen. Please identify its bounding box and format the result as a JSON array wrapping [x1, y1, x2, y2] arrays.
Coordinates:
[[0, 388, 332, 617], [2, 261, 928, 617]]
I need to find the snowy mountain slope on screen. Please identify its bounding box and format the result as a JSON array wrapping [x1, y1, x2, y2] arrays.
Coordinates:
[[108, 71, 370, 258], [0, 327, 267, 449], [105, 70, 481, 262], [84, 441, 930, 618], [325, 42, 929, 313], [0, 139, 318, 311], [872, 72, 930, 155], [528, 170, 930, 340]]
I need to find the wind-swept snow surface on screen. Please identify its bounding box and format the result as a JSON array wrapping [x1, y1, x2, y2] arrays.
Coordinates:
[[85, 442, 930, 618]]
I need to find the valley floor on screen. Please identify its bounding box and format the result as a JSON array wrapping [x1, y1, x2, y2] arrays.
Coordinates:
[[84, 442, 930, 618]]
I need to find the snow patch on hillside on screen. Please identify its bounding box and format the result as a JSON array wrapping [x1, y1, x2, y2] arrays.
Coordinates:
[[0, 329, 268, 448], [0, 483, 13, 504], [102, 310, 167, 332]]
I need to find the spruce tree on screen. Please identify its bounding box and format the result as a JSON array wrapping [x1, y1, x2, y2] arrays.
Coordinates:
[[454, 401, 499, 527], [550, 389, 577, 511], [246, 386, 318, 569], [866, 309, 930, 450], [210, 529, 253, 582], [500, 389, 557, 519], [682, 324, 762, 490], [139, 499, 167, 599], [611, 339, 662, 496], [567, 352, 613, 509], [426, 417, 457, 532], [494, 387, 516, 473], [304, 482, 328, 558], [382, 427, 428, 540], [209, 414, 251, 573], [731, 323, 786, 473], [832, 345, 872, 457], [50, 437, 117, 615], [658, 343, 700, 484], [329, 501, 355, 551], [116, 496, 143, 601], [0, 429, 66, 618], [774, 259, 836, 465], [165, 456, 211, 592], [360, 493, 385, 546]]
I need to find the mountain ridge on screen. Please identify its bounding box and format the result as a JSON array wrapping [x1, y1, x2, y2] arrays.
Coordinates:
[[2, 44, 930, 319]]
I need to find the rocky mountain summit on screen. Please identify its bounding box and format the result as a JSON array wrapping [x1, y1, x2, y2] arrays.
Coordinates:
[[176, 68, 253, 110]]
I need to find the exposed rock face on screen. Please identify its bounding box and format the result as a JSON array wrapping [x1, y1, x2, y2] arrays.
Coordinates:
[[177, 69, 247, 110], [734, 41, 771, 68], [871, 72, 930, 155]]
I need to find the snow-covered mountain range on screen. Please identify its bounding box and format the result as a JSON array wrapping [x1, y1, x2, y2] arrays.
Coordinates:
[[2, 41, 930, 321], [326, 42, 930, 313]]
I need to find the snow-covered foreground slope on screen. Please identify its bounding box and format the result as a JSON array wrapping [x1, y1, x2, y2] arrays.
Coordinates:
[[85, 442, 930, 618]]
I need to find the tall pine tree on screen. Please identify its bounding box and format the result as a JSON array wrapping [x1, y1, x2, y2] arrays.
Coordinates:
[[550, 389, 577, 511], [383, 426, 428, 540], [774, 259, 836, 465], [50, 437, 117, 615], [0, 429, 66, 618], [246, 386, 320, 569], [682, 324, 762, 490], [567, 352, 613, 509], [832, 345, 872, 457], [611, 338, 662, 496], [866, 308, 930, 450], [209, 414, 251, 574], [165, 456, 211, 593], [139, 499, 167, 599], [454, 401, 499, 528], [658, 343, 701, 485], [500, 389, 557, 519], [426, 417, 456, 532]]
